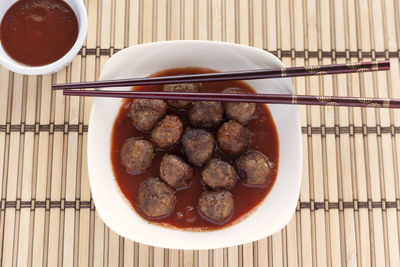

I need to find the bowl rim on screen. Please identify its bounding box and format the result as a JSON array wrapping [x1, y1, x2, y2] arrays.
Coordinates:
[[88, 40, 303, 249], [0, 0, 88, 75]]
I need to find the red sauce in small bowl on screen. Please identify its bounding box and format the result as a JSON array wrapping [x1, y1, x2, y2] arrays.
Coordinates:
[[0, 0, 78, 66]]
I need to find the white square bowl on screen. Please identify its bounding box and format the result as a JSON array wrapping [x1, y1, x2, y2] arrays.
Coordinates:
[[88, 40, 302, 249]]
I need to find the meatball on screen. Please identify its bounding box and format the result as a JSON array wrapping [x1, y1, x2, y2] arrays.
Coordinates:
[[235, 150, 271, 186], [120, 138, 154, 171], [181, 128, 215, 166], [223, 88, 256, 124], [201, 158, 237, 190], [130, 99, 167, 131], [188, 101, 224, 127], [137, 177, 176, 218], [163, 83, 200, 109], [217, 120, 250, 156], [198, 190, 234, 223], [160, 154, 193, 189], [150, 115, 183, 148]]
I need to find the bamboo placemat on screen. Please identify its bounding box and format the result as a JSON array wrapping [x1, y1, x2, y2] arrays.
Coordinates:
[[1, 0, 400, 266]]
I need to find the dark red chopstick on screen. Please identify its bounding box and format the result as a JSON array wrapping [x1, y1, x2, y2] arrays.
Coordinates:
[[62, 90, 397, 108], [53, 60, 389, 90]]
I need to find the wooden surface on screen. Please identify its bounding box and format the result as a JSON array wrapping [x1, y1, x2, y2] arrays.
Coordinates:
[[1, 0, 400, 266]]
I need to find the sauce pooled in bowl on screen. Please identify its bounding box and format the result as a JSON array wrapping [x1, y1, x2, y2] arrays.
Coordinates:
[[111, 67, 280, 230], [0, 0, 78, 66]]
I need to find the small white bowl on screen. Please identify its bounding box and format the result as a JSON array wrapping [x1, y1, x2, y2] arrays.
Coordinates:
[[88, 41, 302, 249], [0, 0, 88, 75]]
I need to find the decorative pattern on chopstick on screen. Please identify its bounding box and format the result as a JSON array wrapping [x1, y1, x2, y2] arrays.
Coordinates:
[[53, 60, 390, 90], [62, 90, 398, 109]]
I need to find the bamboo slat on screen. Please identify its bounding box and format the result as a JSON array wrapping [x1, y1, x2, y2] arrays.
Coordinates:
[[199, 250, 209, 267], [142, 0, 154, 44], [197, 0, 208, 40], [93, 213, 105, 267]]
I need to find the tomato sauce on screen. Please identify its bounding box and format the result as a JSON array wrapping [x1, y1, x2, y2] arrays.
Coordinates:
[[0, 0, 78, 66], [111, 68, 279, 230]]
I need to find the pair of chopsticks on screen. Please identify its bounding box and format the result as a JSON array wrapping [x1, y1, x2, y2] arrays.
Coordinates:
[[53, 60, 396, 108]]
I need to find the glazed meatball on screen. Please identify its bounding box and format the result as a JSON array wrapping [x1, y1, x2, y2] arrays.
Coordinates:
[[235, 150, 271, 186], [217, 120, 250, 156], [198, 190, 234, 223], [151, 115, 183, 148], [163, 83, 200, 109], [182, 128, 215, 166], [223, 88, 256, 124], [130, 99, 167, 131], [137, 177, 176, 218], [120, 138, 154, 171], [188, 101, 224, 127], [201, 158, 237, 190], [160, 154, 193, 189]]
